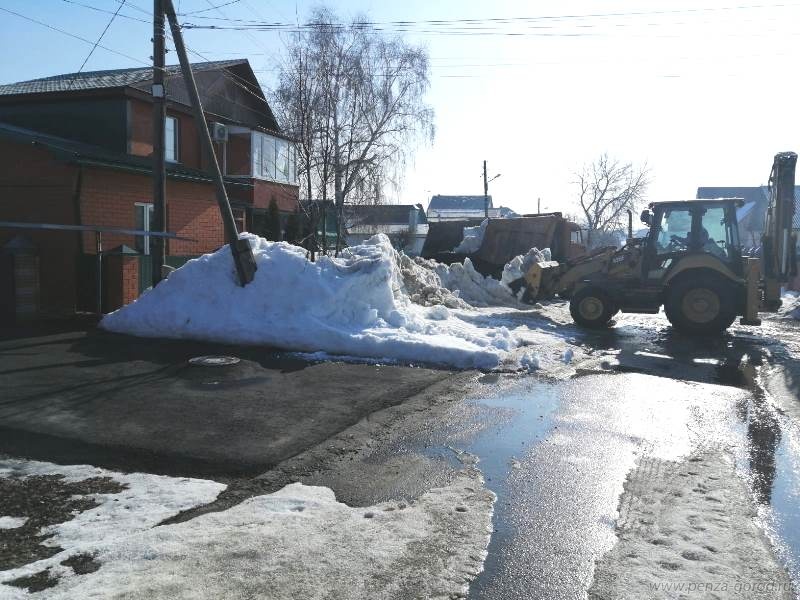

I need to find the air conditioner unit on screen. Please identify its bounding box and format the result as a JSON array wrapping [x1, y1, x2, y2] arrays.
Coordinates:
[[210, 122, 228, 142]]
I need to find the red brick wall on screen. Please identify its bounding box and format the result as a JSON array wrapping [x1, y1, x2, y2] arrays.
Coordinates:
[[165, 179, 226, 254], [128, 98, 206, 171], [252, 179, 299, 213], [78, 168, 225, 255], [104, 254, 139, 311], [0, 139, 81, 314]]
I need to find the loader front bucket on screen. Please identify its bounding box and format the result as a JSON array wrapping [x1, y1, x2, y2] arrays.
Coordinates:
[[521, 260, 562, 303]]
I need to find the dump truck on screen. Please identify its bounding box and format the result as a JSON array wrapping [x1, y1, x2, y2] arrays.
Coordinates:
[[421, 213, 585, 278], [519, 152, 798, 334]]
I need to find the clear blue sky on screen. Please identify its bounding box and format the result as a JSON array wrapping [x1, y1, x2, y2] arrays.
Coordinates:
[[1, 0, 799, 216]]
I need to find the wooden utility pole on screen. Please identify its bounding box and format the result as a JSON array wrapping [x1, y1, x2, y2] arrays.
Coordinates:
[[151, 0, 166, 286], [163, 0, 256, 285], [537, 197, 541, 214], [483, 160, 489, 219]]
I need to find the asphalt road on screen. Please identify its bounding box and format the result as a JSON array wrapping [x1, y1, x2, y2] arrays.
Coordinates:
[[1, 312, 798, 598], [0, 319, 453, 478], [300, 312, 800, 598]]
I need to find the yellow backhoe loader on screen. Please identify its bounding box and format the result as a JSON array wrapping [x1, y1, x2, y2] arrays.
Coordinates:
[[520, 152, 798, 334]]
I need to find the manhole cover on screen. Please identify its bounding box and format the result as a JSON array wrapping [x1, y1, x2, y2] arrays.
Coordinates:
[[188, 355, 241, 367]]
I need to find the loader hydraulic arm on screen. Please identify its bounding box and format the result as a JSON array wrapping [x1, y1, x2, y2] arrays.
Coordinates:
[[762, 151, 798, 309]]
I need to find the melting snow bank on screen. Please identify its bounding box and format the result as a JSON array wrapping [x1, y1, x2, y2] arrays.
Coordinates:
[[0, 459, 495, 600], [102, 233, 515, 369]]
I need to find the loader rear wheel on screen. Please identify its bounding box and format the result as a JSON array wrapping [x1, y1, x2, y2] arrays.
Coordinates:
[[664, 277, 737, 335], [570, 287, 616, 329]]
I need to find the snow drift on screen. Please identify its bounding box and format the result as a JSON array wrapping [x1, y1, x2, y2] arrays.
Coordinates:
[[779, 291, 800, 320], [101, 234, 515, 369]]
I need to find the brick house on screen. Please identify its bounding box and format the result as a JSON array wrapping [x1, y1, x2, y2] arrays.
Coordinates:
[[0, 59, 299, 317]]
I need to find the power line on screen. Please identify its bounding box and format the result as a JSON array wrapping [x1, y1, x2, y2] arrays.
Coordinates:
[[0, 6, 149, 66], [177, 1, 800, 27], [180, 0, 242, 16], [60, 0, 149, 24], [67, 0, 129, 89]]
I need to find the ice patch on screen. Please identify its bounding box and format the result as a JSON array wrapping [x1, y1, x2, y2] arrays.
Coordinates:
[[101, 234, 515, 369], [453, 219, 488, 253], [0, 516, 27, 530]]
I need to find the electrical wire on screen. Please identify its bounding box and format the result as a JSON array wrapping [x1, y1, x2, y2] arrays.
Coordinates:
[[180, 0, 242, 16], [0, 6, 149, 66], [60, 0, 149, 24], [66, 0, 128, 89]]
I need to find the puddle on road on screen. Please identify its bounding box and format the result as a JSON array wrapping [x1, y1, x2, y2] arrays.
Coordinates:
[[422, 371, 800, 600], [734, 385, 800, 588]]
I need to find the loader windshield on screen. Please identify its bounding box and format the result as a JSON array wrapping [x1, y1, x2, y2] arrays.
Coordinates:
[[651, 202, 740, 263], [654, 208, 692, 255], [698, 206, 737, 259]]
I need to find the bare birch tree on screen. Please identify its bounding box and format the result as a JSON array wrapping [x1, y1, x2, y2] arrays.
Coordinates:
[[575, 154, 650, 248], [273, 8, 434, 254]]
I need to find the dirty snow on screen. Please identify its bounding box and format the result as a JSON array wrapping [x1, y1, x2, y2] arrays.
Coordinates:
[[589, 451, 795, 599], [408, 247, 553, 308], [453, 219, 488, 253], [0, 458, 225, 555], [0, 461, 495, 600], [102, 234, 515, 369], [0, 516, 27, 530]]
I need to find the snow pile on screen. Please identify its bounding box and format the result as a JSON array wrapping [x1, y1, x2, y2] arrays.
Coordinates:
[[433, 258, 520, 307], [0, 460, 495, 600], [453, 219, 488, 253], [520, 352, 541, 372], [779, 291, 800, 320], [398, 253, 469, 309], [500, 247, 552, 289], [101, 233, 515, 369], [406, 247, 553, 308]]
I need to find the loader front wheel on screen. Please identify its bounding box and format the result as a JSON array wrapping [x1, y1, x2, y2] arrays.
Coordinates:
[[570, 287, 616, 329], [664, 277, 737, 335]]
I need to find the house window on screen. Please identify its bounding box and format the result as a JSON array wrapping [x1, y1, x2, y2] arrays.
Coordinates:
[[135, 203, 155, 254], [251, 131, 297, 184], [232, 208, 247, 233], [165, 116, 178, 162]]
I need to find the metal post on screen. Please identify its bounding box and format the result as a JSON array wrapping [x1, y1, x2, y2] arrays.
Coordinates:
[[483, 160, 489, 219], [163, 0, 256, 285], [152, 0, 167, 287], [95, 231, 103, 314]]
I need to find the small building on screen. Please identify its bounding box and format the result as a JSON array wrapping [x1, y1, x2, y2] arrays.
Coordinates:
[[344, 204, 428, 255], [426, 195, 516, 222], [0, 59, 299, 316]]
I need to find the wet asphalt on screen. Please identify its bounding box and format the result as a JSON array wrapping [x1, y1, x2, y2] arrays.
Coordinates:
[[387, 313, 800, 599]]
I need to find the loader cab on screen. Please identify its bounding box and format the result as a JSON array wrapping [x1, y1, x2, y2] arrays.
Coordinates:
[[641, 199, 743, 280]]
